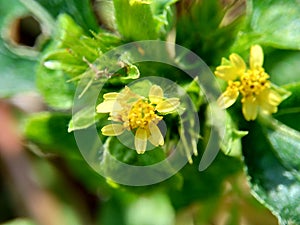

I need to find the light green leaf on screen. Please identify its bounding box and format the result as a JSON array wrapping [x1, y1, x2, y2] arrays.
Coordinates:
[[125, 192, 175, 225], [232, 0, 300, 51], [123, 63, 140, 80], [0, 1, 37, 97], [1, 219, 37, 225], [24, 112, 81, 159], [113, 0, 177, 41], [265, 50, 300, 86], [260, 114, 300, 171], [221, 112, 248, 157], [36, 66, 75, 110], [68, 106, 105, 132], [34, 0, 99, 32]]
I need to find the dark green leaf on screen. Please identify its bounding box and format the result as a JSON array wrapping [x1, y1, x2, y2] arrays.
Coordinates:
[[276, 83, 300, 132], [243, 121, 300, 225], [105, 136, 167, 166], [169, 153, 242, 209]]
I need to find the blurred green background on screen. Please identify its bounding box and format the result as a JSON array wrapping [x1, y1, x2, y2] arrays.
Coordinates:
[[1, 0, 300, 224]]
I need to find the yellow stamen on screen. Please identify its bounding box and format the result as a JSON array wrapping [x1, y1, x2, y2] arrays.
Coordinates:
[[128, 99, 162, 129], [240, 68, 270, 100]]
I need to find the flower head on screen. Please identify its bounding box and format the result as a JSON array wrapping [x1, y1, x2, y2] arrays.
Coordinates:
[[97, 84, 180, 154], [215, 45, 283, 121]]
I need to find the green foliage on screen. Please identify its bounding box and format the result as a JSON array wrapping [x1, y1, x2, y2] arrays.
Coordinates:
[[34, 0, 99, 32], [113, 0, 177, 41], [169, 153, 242, 209], [1, 219, 37, 225], [220, 112, 248, 157], [3, 0, 300, 224], [24, 112, 81, 159], [176, 0, 244, 65], [243, 121, 300, 225], [265, 50, 300, 85], [241, 82, 300, 224], [0, 1, 37, 97], [232, 0, 300, 52]]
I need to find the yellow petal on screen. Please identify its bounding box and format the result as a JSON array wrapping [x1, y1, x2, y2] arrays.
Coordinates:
[[215, 66, 239, 81], [96, 100, 122, 113], [242, 98, 258, 121], [135, 128, 148, 154], [148, 122, 164, 146], [149, 85, 164, 104], [103, 92, 119, 100], [250, 45, 264, 69], [101, 124, 125, 136], [155, 98, 180, 114], [268, 90, 282, 106], [217, 90, 239, 109], [260, 102, 278, 114], [258, 89, 281, 105], [230, 53, 246, 75], [257, 89, 281, 114]]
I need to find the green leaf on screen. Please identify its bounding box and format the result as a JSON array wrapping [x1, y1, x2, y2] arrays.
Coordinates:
[[264, 117, 300, 171], [232, 0, 300, 51], [0, 1, 37, 97], [256, 83, 300, 171], [113, 0, 177, 41], [99, 135, 184, 189], [105, 136, 167, 166], [243, 82, 300, 223], [36, 65, 75, 110], [41, 14, 118, 77], [221, 112, 248, 157], [176, 0, 244, 65], [24, 112, 81, 159], [1, 219, 37, 225], [34, 0, 99, 32], [68, 106, 105, 132], [265, 50, 300, 86], [169, 153, 242, 209], [38, 14, 121, 109], [125, 192, 175, 225], [276, 83, 300, 132], [243, 121, 300, 225]]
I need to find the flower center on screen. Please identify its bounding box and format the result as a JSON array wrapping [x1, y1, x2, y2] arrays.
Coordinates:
[[226, 81, 240, 98], [128, 99, 162, 129], [239, 68, 270, 99]]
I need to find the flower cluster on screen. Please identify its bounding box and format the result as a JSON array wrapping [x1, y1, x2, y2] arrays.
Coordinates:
[[97, 85, 180, 154], [215, 45, 282, 121]]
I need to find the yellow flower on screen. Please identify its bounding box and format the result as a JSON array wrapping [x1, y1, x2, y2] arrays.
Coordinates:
[[97, 85, 180, 154], [215, 45, 282, 121]]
